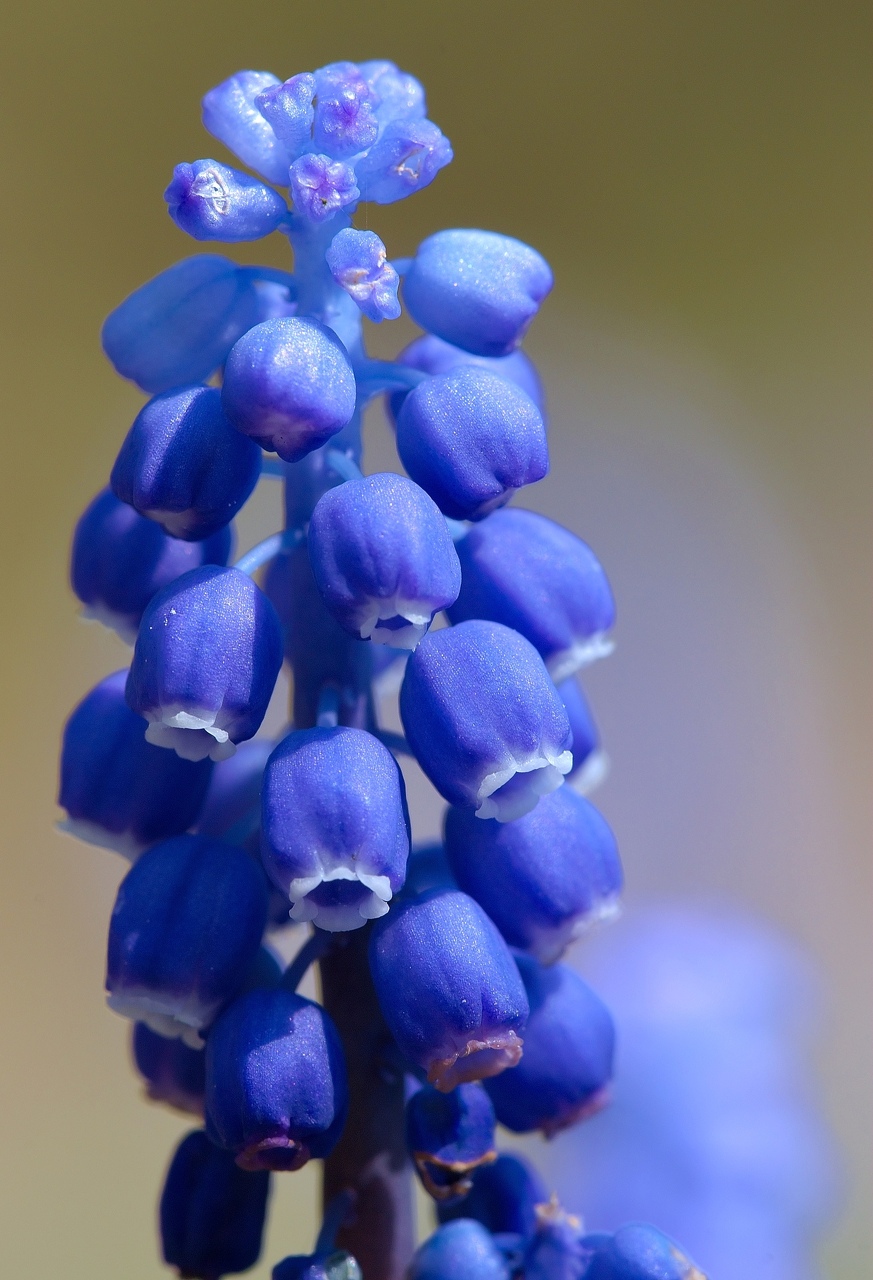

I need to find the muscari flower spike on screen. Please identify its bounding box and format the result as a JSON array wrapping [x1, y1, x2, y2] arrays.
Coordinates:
[[396, 367, 549, 521], [369, 887, 529, 1091], [160, 1128, 272, 1280], [448, 507, 616, 680], [400, 620, 572, 821], [106, 833, 268, 1044], [71, 488, 232, 643], [444, 787, 623, 964], [111, 384, 262, 542], [205, 986, 348, 1172], [58, 668, 213, 858], [405, 1081, 497, 1201], [260, 725, 410, 931], [126, 565, 283, 762], [485, 955, 615, 1137], [307, 471, 461, 648]]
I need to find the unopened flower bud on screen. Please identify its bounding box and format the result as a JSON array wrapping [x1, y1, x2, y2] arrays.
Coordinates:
[[202, 71, 292, 185], [166, 158, 288, 241], [389, 332, 544, 423], [408, 1220, 510, 1280], [132, 1022, 206, 1116], [354, 119, 452, 204], [326, 229, 400, 322], [404, 229, 552, 356]]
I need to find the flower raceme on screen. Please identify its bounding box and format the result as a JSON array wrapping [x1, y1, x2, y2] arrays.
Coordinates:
[[60, 52, 711, 1280]]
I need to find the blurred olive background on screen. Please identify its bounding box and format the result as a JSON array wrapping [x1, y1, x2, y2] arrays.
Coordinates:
[[0, 1, 869, 1277]]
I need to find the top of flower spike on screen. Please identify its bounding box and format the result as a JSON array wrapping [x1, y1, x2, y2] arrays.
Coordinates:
[[202, 62, 451, 209]]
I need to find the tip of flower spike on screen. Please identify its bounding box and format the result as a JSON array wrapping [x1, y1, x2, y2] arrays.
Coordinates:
[[427, 1031, 524, 1092]]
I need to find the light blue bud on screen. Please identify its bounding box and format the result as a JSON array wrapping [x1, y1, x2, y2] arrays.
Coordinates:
[[165, 159, 288, 242], [202, 71, 292, 185]]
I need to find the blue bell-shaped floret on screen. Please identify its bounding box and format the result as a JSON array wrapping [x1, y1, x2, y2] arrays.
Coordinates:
[[396, 368, 548, 521], [388, 332, 544, 423], [59, 669, 212, 858], [260, 726, 410, 931], [406, 1082, 497, 1200], [399, 621, 572, 822], [106, 833, 268, 1044], [132, 1021, 206, 1116], [71, 488, 232, 643], [438, 1153, 548, 1238], [221, 318, 357, 463], [111, 385, 261, 541], [485, 957, 614, 1136], [273, 1253, 361, 1280], [557, 677, 603, 784], [197, 738, 273, 845], [160, 1128, 271, 1279], [522, 1201, 601, 1280], [166, 158, 289, 242], [444, 788, 623, 965], [202, 71, 293, 185], [254, 73, 316, 160], [101, 254, 262, 394], [585, 1223, 708, 1279], [308, 472, 461, 648], [447, 509, 616, 681], [354, 119, 452, 204], [205, 986, 348, 1171], [408, 1220, 509, 1280], [359, 60, 426, 126], [126, 566, 283, 762], [369, 888, 528, 1092], [403, 229, 552, 357]]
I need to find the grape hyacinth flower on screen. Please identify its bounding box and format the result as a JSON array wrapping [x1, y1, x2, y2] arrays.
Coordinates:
[[405, 1082, 497, 1200], [260, 726, 410, 930], [106, 833, 268, 1044], [160, 1129, 271, 1279], [400, 621, 572, 821], [308, 472, 461, 647], [111, 384, 262, 541], [61, 52, 724, 1280], [58, 669, 212, 858], [369, 888, 529, 1090], [71, 488, 232, 643], [126, 565, 283, 761], [444, 789, 623, 964]]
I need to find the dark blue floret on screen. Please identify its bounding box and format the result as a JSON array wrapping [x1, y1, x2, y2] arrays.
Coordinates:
[[408, 1220, 509, 1280], [160, 1128, 271, 1279], [221, 317, 357, 462], [444, 788, 622, 964], [405, 1082, 496, 1200], [438, 1153, 548, 1238], [485, 956, 615, 1136], [369, 887, 529, 1091], [447, 509, 616, 681], [101, 254, 262, 394], [106, 833, 268, 1043], [111, 384, 261, 541], [205, 986, 348, 1171], [71, 488, 231, 643], [399, 620, 572, 821], [396, 367, 548, 521], [308, 472, 461, 647], [132, 1021, 206, 1116], [585, 1222, 707, 1279], [260, 725, 410, 931], [166, 159, 289, 242], [403, 229, 552, 356], [59, 669, 212, 858], [126, 565, 283, 762]]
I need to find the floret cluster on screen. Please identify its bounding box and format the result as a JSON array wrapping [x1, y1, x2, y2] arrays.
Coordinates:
[[59, 58, 707, 1280]]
